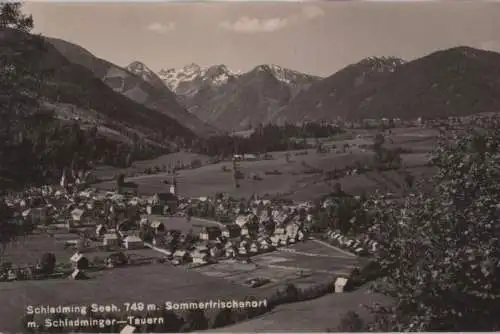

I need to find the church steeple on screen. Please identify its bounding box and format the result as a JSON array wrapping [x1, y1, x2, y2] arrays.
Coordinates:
[[170, 172, 177, 195]]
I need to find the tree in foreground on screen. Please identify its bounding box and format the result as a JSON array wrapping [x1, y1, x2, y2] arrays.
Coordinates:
[[336, 311, 368, 332], [364, 119, 500, 331]]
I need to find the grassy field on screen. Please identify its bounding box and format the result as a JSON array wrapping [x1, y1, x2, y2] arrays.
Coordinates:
[[193, 239, 360, 294], [213, 284, 391, 332], [96, 150, 374, 199], [96, 150, 435, 200], [3, 233, 75, 265], [93, 127, 438, 201], [0, 263, 261, 333], [147, 216, 223, 234], [92, 152, 213, 180]]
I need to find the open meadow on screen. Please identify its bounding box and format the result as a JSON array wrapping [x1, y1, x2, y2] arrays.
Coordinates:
[[146, 216, 224, 233], [92, 152, 213, 180], [0, 263, 262, 333], [212, 284, 392, 332], [95, 150, 436, 202], [3, 233, 75, 265]]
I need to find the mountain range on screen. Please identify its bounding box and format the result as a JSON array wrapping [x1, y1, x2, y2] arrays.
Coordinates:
[[138, 46, 500, 130], [156, 63, 321, 131], [280, 47, 500, 123], [6, 27, 500, 141], [46, 37, 218, 138], [0, 28, 200, 148]]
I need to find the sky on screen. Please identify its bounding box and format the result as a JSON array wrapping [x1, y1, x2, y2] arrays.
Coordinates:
[[23, 1, 500, 77]]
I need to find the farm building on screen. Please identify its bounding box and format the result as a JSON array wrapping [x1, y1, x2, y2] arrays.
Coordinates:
[[194, 244, 209, 254], [199, 226, 222, 241], [221, 224, 241, 239], [151, 193, 179, 213], [209, 246, 223, 258], [117, 182, 138, 196], [120, 325, 137, 334], [172, 250, 191, 264], [243, 154, 257, 161], [242, 223, 258, 237], [117, 220, 136, 232], [259, 238, 272, 251], [70, 269, 86, 280], [105, 252, 128, 268], [150, 221, 166, 234], [225, 246, 237, 258], [103, 233, 120, 247], [286, 222, 300, 242], [146, 204, 164, 215], [192, 251, 209, 264], [123, 235, 143, 250], [70, 252, 89, 270], [96, 224, 107, 237], [152, 236, 165, 247], [249, 242, 259, 254], [71, 208, 91, 225], [235, 215, 249, 228]]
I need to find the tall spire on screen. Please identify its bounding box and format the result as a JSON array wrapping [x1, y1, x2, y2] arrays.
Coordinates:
[[170, 171, 177, 195], [60, 168, 68, 188], [232, 158, 240, 188]]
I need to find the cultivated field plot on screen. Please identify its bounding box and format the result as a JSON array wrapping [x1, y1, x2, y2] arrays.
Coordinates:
[[0, 264, 258, 333], [287, 173, 378, 201], [213, 285, 392, 332], [193, 240, 358, 291], [254, 252, 357, 276], [193, 259, 330, 294], [92, 152, 212, 180], [285, 240, 357, 258]]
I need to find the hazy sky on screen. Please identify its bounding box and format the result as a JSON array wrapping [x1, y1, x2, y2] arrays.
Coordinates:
[[24, 1, 500, 77]]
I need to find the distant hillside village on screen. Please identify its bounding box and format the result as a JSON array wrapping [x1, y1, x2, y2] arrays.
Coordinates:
[[0, 159, 379, 282]]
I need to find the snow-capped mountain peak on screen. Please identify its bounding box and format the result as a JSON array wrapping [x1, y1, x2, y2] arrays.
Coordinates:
[[182, 63, 202, 73], [125, 61, 166, 90], [356, 56, 406, 73], [126, 61, 154, 78], [253, 63, 320, 85], [159, 63, 240, 94]]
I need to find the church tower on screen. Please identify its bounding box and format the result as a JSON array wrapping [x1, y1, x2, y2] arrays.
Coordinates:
[[60, 168, 68, 189], [170, 172, 177, 195], [232, 158, 240, 188]]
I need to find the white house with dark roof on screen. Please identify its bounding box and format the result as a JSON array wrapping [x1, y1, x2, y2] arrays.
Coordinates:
[[103, 233, 120, 247], [70, 252, 89, 270], [123, 235, 143, 250], [96, 224, 106, 237], [235, 215, 250, 228], [70, 269, 86, 280], [150, 221, 165, 234]]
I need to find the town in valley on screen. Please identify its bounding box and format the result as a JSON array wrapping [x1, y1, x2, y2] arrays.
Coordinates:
[[2, 1, 500, 333]]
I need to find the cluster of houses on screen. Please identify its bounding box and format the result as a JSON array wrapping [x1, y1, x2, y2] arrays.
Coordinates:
[[144, 203, 310, 266], [3, 164, 380, 283], [326, 231, 378, 256]]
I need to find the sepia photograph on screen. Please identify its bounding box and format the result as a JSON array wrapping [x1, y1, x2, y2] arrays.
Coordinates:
[[1, 0, 500, 332]]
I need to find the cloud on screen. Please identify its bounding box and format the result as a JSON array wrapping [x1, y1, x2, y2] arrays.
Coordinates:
[[219, 5, 325, 34], [145, 22, 176, 34], [301, 6, 325, 19]]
